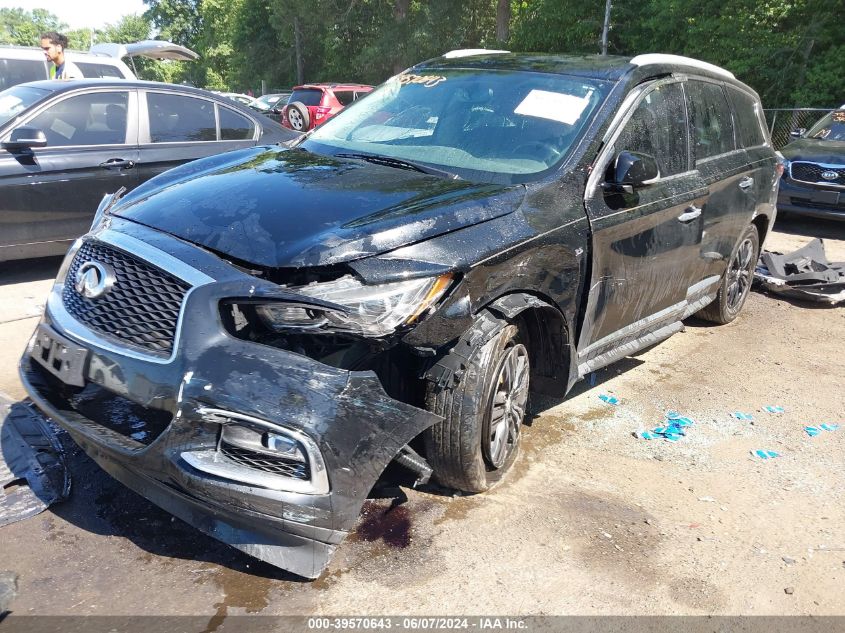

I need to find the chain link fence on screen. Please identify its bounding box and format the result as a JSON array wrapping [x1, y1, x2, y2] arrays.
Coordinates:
[[764, 108, 834, 150]]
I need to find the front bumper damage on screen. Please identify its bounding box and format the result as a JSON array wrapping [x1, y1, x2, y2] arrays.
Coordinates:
[[19, 222, 441, 579]]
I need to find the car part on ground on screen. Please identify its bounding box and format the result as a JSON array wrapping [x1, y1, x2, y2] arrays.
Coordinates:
[[20, 52, 777, 578], [0, 396, 70, 527], [754, 238, 845, 304]]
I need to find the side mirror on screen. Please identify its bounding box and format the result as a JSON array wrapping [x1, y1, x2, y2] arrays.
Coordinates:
[[602, 150, 659, 193], [2, 126, 47, 150], [790, 128, 805, 138]]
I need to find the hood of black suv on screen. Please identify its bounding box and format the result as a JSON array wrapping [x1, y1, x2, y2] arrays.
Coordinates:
[[113, 147, 524, 268], [781, 138, 845, 164]]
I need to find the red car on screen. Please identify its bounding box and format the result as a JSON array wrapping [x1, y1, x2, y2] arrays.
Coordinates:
[[281, 83, 373, 131]]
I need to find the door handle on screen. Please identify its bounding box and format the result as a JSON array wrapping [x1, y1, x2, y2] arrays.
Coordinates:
[[677, 205, 702, 223], [739, 176, 754, 190], [99, 158, 135, 170]]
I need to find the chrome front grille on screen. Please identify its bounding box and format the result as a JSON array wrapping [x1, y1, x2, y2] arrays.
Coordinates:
[[220, 442, 311, 480], [790, 162, 845, 187], [62, 240, 190, 356]]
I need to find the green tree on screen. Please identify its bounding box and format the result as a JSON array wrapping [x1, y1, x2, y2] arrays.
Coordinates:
[[0, 7, 66, 45]]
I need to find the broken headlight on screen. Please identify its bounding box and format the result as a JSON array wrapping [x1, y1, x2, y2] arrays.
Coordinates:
[[256, 273, 453, 337]]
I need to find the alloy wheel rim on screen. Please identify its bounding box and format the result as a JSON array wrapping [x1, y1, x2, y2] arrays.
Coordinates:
[[726, 237, 754, 310], [484, 343, 529, 469], [289, 110, 303, 130]]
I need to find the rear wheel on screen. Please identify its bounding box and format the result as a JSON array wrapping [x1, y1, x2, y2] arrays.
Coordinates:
[[423, 313, 529, 493], [697, 224, 760, 324]]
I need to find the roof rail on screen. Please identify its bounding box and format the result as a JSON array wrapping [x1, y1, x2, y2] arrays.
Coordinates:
[[442, 49, 509, 59], [630, 54, 735, 79]]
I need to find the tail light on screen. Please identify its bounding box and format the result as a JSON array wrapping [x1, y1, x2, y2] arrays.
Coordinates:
[[314, 106, 332, 122]]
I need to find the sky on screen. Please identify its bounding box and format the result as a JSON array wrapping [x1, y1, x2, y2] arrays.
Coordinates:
[[0, 0, 148, 30]]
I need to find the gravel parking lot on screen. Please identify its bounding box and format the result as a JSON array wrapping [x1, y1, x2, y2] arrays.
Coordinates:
[[0, 217, 843, 619]]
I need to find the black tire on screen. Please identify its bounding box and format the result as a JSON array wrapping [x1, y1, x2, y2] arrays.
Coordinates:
[[423, 312, 530, 493], [697, 224, 760, 324], [286, 101, 310, 131]]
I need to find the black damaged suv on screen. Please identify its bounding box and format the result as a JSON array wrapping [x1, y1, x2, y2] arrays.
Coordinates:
[[21, 51, 778, 578]]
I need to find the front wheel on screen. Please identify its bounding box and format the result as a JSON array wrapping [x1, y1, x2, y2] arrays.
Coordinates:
[[423, 314, 530, 493], [697, 224, 760, 324]]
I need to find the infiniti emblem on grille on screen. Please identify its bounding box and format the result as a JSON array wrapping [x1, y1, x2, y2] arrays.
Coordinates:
[[820, 170, 838, 180], [74, 261, 116, 299]]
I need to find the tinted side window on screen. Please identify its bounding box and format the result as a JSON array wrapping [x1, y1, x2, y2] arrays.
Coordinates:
[[334, 91, 355, 106], [614, 82, 689, 178], [289, 89, 323, 106], [75, 62, 125, 79], [148, 92, 216, 142], [27, 91, 129, 146], [685, 81, 736, 160], [727, 87, 766, 148], [219, 105, 254, 140], [0, 59, 47, 90]]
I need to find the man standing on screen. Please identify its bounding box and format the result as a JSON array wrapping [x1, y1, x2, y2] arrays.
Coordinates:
[[40, 32, 83, 80]]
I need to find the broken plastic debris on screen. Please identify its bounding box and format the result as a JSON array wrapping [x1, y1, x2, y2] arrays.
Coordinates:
[[0, 399, 71, 527], [598, 394, 619, 405], [636, 412, 694, 442], [635, 430, 658, 440], [763, 405, 785, 414], [752, 449, 780, 460], [806, 424, 839, 437], [731, 412, 754, 420], [754, 238, 845, 305]]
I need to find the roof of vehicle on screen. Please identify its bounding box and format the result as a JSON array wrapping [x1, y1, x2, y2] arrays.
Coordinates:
[[417, 51, 749, 89], [17, 78, 244, 96], [0, 45, 127, 62], [292, 83, 373, 91]]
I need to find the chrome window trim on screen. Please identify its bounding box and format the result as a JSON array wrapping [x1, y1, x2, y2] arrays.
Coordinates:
[[788, 161, 845, 190], [48, 229, 214, 364]]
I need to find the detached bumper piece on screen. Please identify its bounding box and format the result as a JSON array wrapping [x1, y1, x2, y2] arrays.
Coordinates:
[[754, 238, 845, 304], [0, 396, 70, 527]]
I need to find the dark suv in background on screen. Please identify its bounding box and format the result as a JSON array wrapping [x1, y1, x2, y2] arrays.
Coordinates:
[[777, 107, 845, 220], [21, 51, 777, 578]]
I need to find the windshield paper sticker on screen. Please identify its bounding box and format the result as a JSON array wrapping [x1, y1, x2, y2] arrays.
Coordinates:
[[397, 73, 447, 88], [515, 89, 591, 125]]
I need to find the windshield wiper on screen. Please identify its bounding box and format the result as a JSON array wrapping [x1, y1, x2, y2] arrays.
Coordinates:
[[335, 153, 460, 179]]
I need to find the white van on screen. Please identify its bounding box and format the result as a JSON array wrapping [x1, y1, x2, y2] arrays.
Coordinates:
[[0, 40, 198, 90]]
